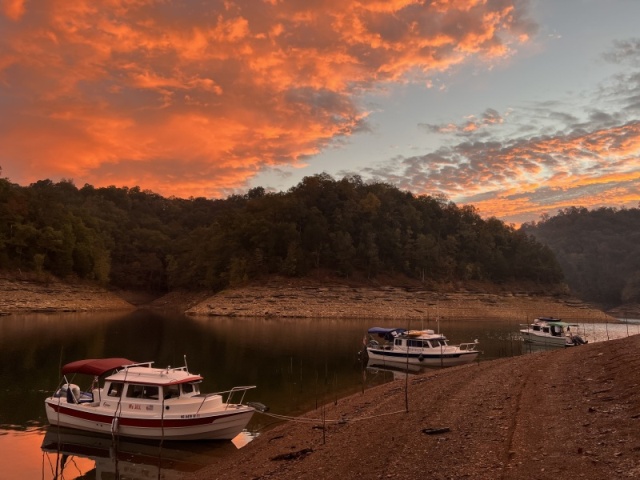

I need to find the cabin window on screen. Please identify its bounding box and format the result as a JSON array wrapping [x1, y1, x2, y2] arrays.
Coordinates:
[[126, 384, 159, 399], [142, 386, 159, 399], [542, 327, 550, 333], [532, 326, 541, 331], [126, 384, 145, 398], [407, 339, 423, 348], [108, 382, 123, 397], [394, 339, 402, 346], [164, 385, 180, 399]]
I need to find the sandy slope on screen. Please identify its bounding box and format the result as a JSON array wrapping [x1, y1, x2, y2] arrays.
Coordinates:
[[186, 334, 640, 480]]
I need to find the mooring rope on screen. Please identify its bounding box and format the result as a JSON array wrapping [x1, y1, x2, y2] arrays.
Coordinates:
[[112, 366, 131, 443], [257, 408, 406, 425]]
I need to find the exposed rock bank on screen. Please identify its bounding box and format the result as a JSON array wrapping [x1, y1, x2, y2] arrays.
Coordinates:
[[184, 278, 614, 322], [0, 275, 134, 314], [0, 272, 622, 323]]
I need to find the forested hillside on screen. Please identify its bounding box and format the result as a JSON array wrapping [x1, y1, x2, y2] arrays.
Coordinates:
[[0, 171, 563, 292], [521, 206, 640, 307]]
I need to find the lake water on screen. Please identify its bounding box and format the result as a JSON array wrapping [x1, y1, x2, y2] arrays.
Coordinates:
[[0, 309, 636, 479]]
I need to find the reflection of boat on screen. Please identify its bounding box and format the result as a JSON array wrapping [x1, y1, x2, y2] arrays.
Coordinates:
[[519, 317, 587, 347], [366, 359, 424, 380], [364, 327, 480, 367], [45, 357, 258, 441], [40, 427, 228, 479]]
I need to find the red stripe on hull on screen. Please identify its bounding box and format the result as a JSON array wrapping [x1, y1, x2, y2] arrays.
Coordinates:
[[46, 402, 250, 428]]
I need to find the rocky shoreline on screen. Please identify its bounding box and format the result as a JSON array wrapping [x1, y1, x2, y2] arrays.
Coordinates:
[[183, 285, 613, 322], [0, 276, 134, 314], [0, 274, 625, 322]]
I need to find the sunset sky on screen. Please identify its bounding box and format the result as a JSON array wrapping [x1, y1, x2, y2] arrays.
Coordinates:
[[1, 0, 639, 225]]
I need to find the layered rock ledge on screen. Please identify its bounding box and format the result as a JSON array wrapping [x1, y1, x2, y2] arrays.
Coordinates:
[[181, 278, 614, 322], [0, 273, 625, 322], [0, 276, 134, 314]]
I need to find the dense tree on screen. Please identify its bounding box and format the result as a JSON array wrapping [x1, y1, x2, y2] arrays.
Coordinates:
[[521, 206, 640, 306], [0, 171, 565, 293]]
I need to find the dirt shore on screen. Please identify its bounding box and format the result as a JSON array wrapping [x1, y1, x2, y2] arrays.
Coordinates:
[[180, 277, 616, 322], [1, 274, 621, 322], [0, 276, 134, 314], [187, 334, 640, 480]]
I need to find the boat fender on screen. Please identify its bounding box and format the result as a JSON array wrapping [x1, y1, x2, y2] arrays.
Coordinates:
[[111, 417, 119, 434], [418, 354, 424, 362], [248, 401, 269, 413], [66, 384, 81, 403]]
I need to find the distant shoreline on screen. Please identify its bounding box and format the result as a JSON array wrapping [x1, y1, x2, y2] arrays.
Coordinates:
[[1, 274, 631, 321], [182, 290, 615, 323]]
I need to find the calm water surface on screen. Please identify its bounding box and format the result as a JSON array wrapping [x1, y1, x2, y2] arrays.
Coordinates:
[[0, 309, 636, 479]]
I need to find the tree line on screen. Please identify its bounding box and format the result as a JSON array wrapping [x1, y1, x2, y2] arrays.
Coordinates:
[[0, 170, 564, 292], [521, 206, 640, 307]]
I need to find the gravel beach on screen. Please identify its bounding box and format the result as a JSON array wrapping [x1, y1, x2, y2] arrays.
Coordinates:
[[186, 334, 640, 480]]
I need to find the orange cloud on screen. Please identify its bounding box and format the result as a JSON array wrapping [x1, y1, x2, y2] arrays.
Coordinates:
[[0, 0, 533, 197], [1, 0, 25, 21], [370, 120, 640, 225]]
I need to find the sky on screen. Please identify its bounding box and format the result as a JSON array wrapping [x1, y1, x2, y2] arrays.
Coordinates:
[[1, 0, 639, 225]]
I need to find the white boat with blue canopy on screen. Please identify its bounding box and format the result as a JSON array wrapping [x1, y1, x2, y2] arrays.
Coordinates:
[[364, 327, 479, 367]]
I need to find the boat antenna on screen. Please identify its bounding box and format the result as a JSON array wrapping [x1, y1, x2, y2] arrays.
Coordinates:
[[184, 354, 188, 371]]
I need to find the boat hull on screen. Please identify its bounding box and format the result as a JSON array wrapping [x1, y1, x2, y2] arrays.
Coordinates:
[[45, 399, 254, 441], [366, 347, 479, 367], [519, 331, 572, 347]]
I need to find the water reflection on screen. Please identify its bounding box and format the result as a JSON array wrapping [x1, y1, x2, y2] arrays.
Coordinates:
[[364, 359, 424, 381], [0, 310, 637, 479], [40, 427, 247, 479]]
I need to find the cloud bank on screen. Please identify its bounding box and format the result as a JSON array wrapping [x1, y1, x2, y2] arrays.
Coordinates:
[[355, 39, 640, 224], [0, 0, 533, 198]]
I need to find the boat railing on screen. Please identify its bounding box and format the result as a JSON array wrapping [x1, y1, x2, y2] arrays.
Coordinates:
[[224, 386, 257, 409], [194, 386, 257, 413], [121, 361, 155, 371]]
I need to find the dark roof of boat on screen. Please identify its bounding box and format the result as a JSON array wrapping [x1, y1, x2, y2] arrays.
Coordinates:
[[368, 327, 407, 335], [61, 358, 137, 376]]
